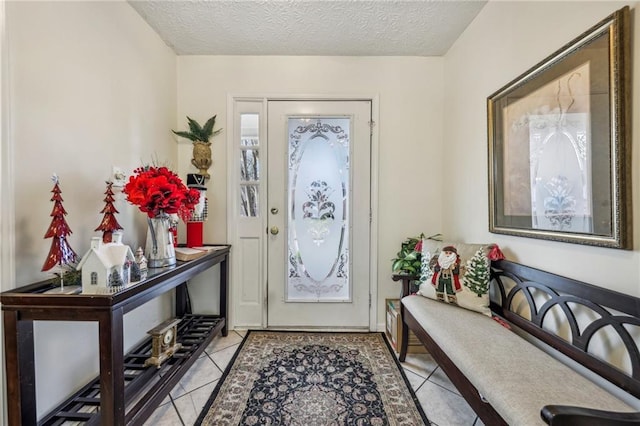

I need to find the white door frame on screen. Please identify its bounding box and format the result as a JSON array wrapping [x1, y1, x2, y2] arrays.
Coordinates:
[[226, 94, 380, 331]]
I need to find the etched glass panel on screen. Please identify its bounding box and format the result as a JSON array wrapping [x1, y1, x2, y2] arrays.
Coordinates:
[[529, 113, 592, 232], [287, 118, 350, 302], [240, 114, 259, 217]]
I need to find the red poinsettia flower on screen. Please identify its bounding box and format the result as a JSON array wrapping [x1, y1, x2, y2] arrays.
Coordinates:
[[124, 166, 200, 221]]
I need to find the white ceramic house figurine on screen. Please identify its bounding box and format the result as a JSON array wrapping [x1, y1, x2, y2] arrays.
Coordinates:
[[134, 246, 148, 280], [77, 231, 135, 294], [135, 246, 147, 270]]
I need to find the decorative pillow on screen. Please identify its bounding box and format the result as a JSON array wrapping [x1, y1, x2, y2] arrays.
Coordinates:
[[417, 240, 503, 316]]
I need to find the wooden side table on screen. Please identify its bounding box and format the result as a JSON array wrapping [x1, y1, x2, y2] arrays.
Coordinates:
[[390, 274, 427, 355], [2, 245, 230, 426], [391, 273, 420, 298]]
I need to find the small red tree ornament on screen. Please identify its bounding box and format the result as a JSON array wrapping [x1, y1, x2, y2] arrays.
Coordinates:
[[95, 181, 123, 243], [42, 175, 78, 271]]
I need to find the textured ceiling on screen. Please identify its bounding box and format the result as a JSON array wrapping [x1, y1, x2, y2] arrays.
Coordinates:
[[128, 0, 487, 56]]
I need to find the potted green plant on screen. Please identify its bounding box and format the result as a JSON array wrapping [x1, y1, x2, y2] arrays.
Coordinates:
[[391, 234, 425, 276], [172, 115, 223, 179]]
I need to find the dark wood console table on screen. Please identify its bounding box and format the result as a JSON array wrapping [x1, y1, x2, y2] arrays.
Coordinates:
[[1, 245, 230, 426]]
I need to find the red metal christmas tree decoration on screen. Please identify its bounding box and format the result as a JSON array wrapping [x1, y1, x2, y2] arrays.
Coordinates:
[[42, 175, 78, 271], [95, 181, 123, 243]]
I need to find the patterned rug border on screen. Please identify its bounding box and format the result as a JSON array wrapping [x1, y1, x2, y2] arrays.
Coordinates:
[[195, 330, 429, 425]]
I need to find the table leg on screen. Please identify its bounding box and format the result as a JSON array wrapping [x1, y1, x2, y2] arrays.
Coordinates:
[[98, 308, 124, 425], [399, 301, 410, 362], [175, 283, 191, 317], [3, 310, 36, 426], [220, 256, 228, 336]]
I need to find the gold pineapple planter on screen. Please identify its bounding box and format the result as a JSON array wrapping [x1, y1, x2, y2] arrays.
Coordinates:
[[191, 141, 212, 178], [173, 115, 222, 179]]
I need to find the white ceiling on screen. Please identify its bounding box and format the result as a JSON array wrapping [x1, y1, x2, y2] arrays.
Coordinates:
[[128, 0, 487, 56]]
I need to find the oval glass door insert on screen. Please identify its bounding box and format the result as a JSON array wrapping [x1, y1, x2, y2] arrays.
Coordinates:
[[287, 117, 350, 302]]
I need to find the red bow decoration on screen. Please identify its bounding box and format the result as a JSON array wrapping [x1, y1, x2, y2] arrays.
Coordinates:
[[488, 244, 505, 261], [492, 316, 511, 329]]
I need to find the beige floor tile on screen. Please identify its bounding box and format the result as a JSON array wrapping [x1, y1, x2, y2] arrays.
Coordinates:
[[172, 381, 218, 425], [400, 352, 438, 379], [205, 330, 244, 354], [170, 355, 222, 399], [416, 381, 477, 426], [209, 343, 241, 371], [428, 366, 460, 396], [144, 401, 183, 426], [403, 367, 427, 391]]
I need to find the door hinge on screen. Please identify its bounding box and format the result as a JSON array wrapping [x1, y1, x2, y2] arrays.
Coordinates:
[[369, 293, 371, 308], [368, 120, 376, 136]]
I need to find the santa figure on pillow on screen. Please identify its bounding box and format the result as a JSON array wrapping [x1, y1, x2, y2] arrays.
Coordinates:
[[430, 246, 462, 304]]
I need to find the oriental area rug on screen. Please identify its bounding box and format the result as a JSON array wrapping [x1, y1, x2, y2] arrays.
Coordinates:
[[196, 331, 429, 425]]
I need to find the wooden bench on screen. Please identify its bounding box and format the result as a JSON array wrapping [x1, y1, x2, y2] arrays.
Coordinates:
[[399, 259, 640, 425]]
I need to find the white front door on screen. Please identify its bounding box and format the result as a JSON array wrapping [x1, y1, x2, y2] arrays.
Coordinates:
[[266, 100, 371, 329]]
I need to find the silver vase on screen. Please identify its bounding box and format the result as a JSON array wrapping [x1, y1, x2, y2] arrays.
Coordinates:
[[145, 213, 176, 268]]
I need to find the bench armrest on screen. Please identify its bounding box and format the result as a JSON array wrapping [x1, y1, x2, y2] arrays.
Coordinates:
[[541, 405, 640, 425]]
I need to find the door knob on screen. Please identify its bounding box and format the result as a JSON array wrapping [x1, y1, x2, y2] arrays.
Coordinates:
[[270, 226, 279, 235]]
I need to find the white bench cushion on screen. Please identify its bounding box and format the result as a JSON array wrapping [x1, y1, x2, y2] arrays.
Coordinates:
[[402, 295, 635, 425]]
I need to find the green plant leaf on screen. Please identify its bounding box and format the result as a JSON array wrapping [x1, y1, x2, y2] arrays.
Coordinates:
[[172, 130, 198, 141], [392, 259, 404, 271], [173, 115, 222, 142], [187, 116, 203, 138], [201, 115, 217, 140], [404, 252, 418, 260]]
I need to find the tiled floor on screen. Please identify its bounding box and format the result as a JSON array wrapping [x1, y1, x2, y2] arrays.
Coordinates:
[[144, 331, 483, 426]]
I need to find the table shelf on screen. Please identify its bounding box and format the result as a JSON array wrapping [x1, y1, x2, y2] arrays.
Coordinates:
[[39, 315, 224, 426]]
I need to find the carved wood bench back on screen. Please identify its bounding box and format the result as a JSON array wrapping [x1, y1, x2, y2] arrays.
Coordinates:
[[490, 259, 640, 399]]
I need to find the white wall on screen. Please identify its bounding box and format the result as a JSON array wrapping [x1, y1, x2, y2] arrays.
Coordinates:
[[6, 1, 176, 418], [0, 2, 9, 423], [444, 1, 640, 295], [176, 56, 444, 327]]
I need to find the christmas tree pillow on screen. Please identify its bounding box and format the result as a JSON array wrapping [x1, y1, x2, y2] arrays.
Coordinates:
[[416, 240, 502, 317]]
